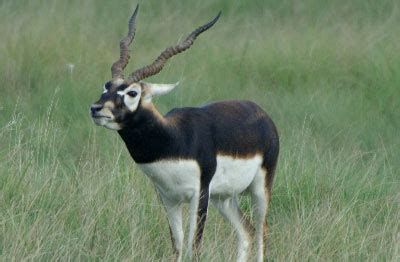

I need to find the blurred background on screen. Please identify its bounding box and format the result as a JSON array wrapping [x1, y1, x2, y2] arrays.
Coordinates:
[[0, 0, 399, 260]]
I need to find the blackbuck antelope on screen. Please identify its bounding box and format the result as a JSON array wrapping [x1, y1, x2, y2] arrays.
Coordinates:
[[90, 5, 279, 262]]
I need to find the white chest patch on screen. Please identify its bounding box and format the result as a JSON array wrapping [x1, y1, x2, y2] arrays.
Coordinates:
[[138, 160, 201, 202], [138, 155, 263, 202]]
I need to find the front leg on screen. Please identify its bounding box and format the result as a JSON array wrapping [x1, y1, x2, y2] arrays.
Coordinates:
[[188, 155, 216, 260], [187, 191, 199, 259], [159, 193, 184, 262], [192, 186, 210, 260]]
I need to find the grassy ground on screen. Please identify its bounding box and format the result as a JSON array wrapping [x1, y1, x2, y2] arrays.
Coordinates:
[[0, 0, 399, 261]]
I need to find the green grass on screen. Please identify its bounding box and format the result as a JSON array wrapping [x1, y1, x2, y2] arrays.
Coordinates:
[[0, 0, 399, 261]]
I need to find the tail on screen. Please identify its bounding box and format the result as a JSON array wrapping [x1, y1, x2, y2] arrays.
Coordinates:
[[263, 134, 279, 195]]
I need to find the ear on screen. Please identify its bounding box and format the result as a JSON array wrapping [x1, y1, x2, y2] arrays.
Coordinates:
[[141, 81, 179, 101]]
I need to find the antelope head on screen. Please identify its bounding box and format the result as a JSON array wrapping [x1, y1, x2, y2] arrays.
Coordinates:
[[90, 5, 221, 130]]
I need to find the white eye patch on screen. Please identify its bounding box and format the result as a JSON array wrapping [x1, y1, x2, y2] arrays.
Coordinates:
[[102, 79, 124, 94], [117, 86, 141, 112]]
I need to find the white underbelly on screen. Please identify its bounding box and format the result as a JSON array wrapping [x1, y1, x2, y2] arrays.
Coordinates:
[[210, 155, 263, 196], [138, 155, 263, 202]]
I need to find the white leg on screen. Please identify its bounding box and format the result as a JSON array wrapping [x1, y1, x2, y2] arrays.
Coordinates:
[[159, 193, 184, 262], [212, 196, 251, 262], [187, 191, 199, 259], [248, 168, 268, 262]]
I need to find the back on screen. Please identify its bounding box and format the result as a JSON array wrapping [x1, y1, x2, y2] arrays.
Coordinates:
[[165, 100, 278, 158]]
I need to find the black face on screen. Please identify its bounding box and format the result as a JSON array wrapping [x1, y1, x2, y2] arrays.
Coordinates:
[[90, 80, 143, 130]]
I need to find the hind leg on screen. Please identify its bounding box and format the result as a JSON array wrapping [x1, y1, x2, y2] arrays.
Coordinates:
[[248, 168, 270, 262], [211, 196, 252, 262]]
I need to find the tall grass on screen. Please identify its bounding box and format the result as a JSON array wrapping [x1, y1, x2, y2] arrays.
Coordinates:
[[0, 0, 399, 260]]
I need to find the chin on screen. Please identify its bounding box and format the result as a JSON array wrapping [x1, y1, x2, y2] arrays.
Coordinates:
[[104, 122, 122, 130], [92, 118, 122, 130]]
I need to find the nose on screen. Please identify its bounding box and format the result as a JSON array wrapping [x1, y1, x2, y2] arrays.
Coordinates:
[[90, 104, 103, 115]]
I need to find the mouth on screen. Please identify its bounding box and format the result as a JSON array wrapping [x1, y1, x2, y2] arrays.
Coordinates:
[[91, 114, 111, 119], [91, 112, 111, 124], [90, 108, 121, 130]]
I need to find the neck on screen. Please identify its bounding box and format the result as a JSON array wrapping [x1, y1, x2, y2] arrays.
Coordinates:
[[117, 102, 177, 163]]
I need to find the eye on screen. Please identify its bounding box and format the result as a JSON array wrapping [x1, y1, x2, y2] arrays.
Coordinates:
[[127, 91, 138, 97]]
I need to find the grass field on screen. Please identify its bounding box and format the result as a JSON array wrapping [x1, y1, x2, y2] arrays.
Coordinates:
[[1, 0, 399, 261]]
